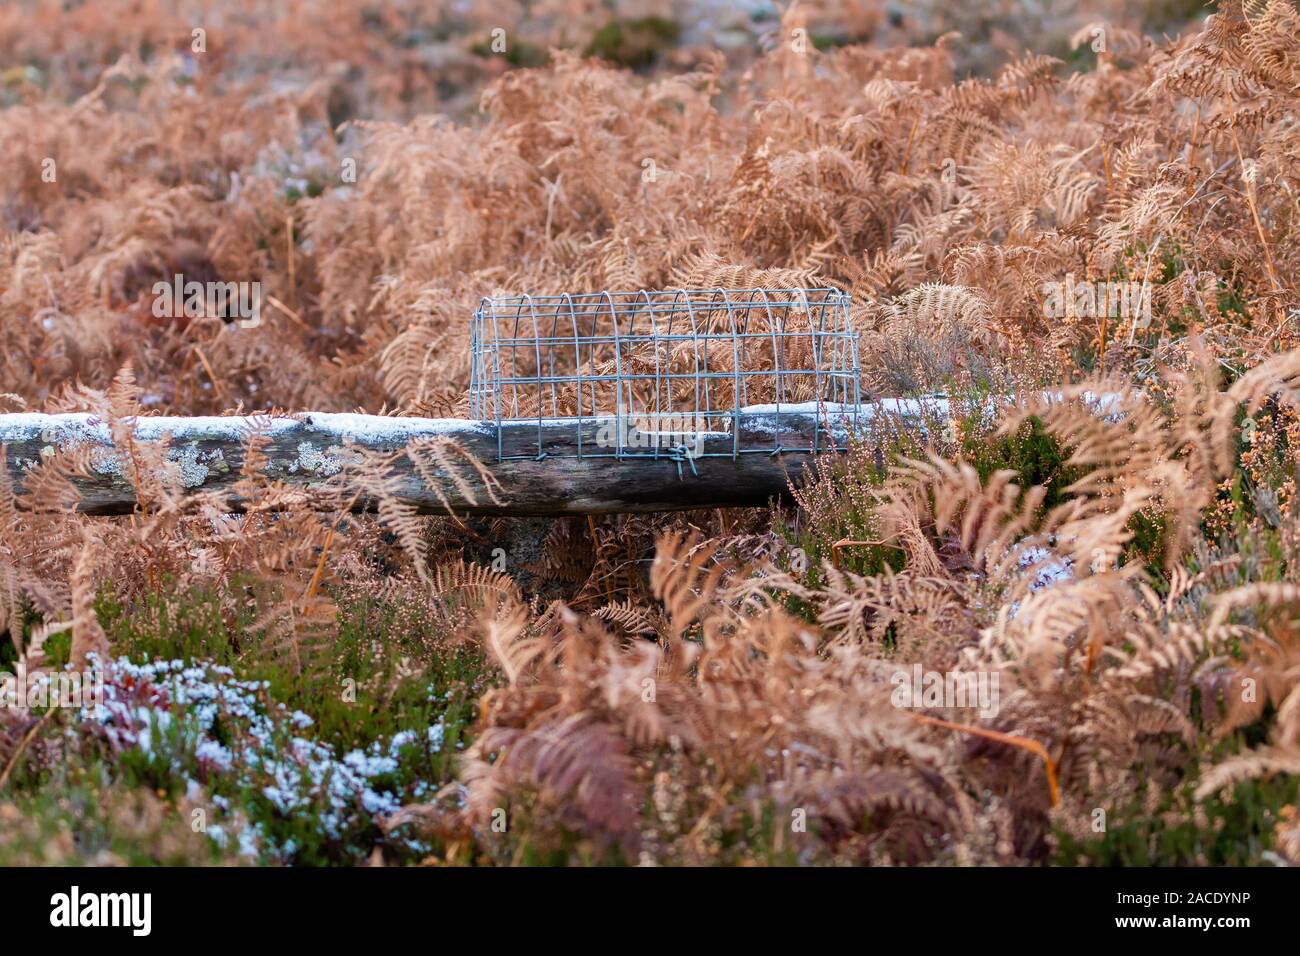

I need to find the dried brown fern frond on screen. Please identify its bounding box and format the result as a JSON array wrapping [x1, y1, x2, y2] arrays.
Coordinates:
[[428, 556, 521, 636], [818, 563, 977, 654], [67, 533, 109, 669], [649, 531, 732, 642]]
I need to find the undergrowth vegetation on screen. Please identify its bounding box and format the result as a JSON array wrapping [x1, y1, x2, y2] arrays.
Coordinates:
[[3, 0, 1300, 865]]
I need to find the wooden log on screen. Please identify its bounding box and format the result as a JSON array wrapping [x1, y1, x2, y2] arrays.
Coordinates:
[[0, 400, 949, 516]]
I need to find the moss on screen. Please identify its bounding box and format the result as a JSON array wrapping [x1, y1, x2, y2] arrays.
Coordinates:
[[585, 18, 681, 70], [1053, 772, 1298, 866], [810, 32, 848, 52], [5, 583, 497, 865], [0, 780, 240, 867], [469, 37, 550, 69], [1145, 0, 1214, 31], [95, 582, 489, 754]]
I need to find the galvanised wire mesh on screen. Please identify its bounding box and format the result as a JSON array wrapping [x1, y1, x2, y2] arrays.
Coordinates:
[[468, 288, 861, 462]]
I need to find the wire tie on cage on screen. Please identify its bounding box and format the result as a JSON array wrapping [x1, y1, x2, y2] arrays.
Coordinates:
[[534, 451, 548, 461], [666, 443, 698, 479], [768, 445, 785, 457]]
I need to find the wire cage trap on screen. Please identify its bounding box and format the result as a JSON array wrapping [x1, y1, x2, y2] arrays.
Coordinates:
[[468, 288, 862, 462]]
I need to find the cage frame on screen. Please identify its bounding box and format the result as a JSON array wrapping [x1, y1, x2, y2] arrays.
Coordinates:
[[468, 287, 862, 463]]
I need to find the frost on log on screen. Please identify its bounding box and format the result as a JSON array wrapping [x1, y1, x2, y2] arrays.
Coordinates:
[[0, 401, 944, 516]]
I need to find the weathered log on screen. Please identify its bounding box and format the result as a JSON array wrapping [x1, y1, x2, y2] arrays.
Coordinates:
[[0, 400, 947, 516]]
